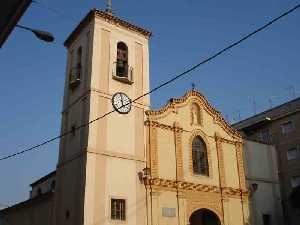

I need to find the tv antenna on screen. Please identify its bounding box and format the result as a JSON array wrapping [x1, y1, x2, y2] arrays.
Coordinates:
[[252, 98, 257, 115], [286, 85, 296, 99], [106, 0, 113, 14]]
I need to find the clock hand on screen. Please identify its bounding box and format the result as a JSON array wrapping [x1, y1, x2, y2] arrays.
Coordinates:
[[121, 94, 124, 107]]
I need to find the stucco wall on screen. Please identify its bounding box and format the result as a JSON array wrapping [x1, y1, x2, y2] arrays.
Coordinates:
[[82, 14, 150, 225], [244, 140, 283, 225], [53, 11, 151, 225], [146, 91, 250, 225]]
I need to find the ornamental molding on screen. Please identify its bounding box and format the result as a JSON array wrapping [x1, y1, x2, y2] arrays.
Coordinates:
[[149, 126, 159, 177], [174, 122, 184, 180], [235, 142, 247, 190], [215, 134, 249, 196], [147, 178, 220, 193], [222, 187, 249, 199], [145, 120, 183, 133], [146, 177, 248, 198], [215, 136, 243, 145], [64, 9, 151, 47], [215, 136, 226, 187], [145, 90, 242, 139]]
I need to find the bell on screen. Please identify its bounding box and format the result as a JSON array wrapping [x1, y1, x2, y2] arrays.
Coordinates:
[[117, 60, 124, 67]]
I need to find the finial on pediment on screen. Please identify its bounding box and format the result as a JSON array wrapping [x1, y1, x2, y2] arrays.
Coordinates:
[[191, 82, 196, 90]]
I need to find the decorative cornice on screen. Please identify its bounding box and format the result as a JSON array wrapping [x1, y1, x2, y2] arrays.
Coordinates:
[[64, 9, 151, 47], [145, 90, 242, 139], [215, 137, 226, 187], [222, 187, 249, 199], [145, 178, 248, 199], [145, 120, 183, 133], [235, 142, 247, 190], [94, 10, 151, 37], [215, 136, 243, 145], [149, 125, 159, 177], [174, 122, 184, 180], [147, 178, 220, 193]]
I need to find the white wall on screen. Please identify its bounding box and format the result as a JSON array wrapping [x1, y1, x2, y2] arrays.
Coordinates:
[[244, 140, 284, 225]]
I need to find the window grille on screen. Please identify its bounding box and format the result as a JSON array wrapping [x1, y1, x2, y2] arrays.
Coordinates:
[[116, 42, 128, 78], [111, 198, 126, 221], [260, 129, 271, 143], [281, 121, 294, 134], [291, 176, 300, 188], [287, 147, 300, 160]]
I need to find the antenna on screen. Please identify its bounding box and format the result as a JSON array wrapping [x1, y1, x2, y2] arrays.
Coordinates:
[[106, 0, 113, 14], [232, 110, 241, 122], [286, 85, 296, 99], [252, 98, 257, 115], [268, 98, 273, 109]]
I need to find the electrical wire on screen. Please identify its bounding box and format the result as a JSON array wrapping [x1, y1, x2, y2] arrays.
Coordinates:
[[31, 0, 76, 22], [0, 3, 299, 162], [0, 110, 115, 161]]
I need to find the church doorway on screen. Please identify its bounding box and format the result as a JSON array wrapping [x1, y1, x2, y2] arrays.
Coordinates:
[[189, 208, 221, 225]]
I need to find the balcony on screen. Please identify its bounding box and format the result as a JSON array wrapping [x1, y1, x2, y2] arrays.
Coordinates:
[[112, 62, 134, 84]]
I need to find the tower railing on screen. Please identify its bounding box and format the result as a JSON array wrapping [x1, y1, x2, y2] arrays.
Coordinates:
[[112, 62, 134, 84]]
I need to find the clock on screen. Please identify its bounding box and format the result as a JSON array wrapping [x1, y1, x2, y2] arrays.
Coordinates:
[[112, 92, 132, 114]]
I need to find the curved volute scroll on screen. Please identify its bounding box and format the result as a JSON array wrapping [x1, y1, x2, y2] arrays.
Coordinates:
[[145, 90, 242, 140], [173, 121, 184, 180]]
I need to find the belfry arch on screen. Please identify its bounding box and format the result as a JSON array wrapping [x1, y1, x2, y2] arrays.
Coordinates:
[[189, 208, 221, 225]]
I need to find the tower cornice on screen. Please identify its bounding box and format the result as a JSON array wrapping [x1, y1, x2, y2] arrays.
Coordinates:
[[64, 9, 152, 47]]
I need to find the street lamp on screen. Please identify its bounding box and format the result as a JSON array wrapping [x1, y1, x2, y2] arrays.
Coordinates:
[[15, 24, 54, 43]]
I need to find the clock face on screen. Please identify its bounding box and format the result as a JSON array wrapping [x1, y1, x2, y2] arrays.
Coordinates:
[[112, 92, 132, 114]]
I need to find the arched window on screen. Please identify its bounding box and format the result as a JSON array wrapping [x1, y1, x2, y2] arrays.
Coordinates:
[[76, 46, 82, 79], [116, 42, 128, 78], [192, 136, 209, 176], [69, 46, 82, 89]]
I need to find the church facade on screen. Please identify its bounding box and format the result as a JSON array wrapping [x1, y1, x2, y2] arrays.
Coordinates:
[[2, 8, 288, 225], [144, 91, 249, 225]]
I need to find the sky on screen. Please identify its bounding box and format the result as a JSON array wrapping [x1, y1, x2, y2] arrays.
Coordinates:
[[0, 0, 299, 206]]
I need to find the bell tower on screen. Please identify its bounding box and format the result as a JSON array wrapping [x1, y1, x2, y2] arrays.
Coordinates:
[[53, 9, 151, 225]]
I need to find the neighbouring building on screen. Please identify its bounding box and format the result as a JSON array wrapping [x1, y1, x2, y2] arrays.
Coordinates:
[[243, 140, 283, 225], [233, 97, 300, 225], [0, 8, 284, 225]]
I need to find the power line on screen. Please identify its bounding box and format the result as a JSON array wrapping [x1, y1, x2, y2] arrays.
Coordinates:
[[31, 0, 75, 22], [1, 3, 300, 162], [131, 3, 300, 103], [0, 110, 115, 161]]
